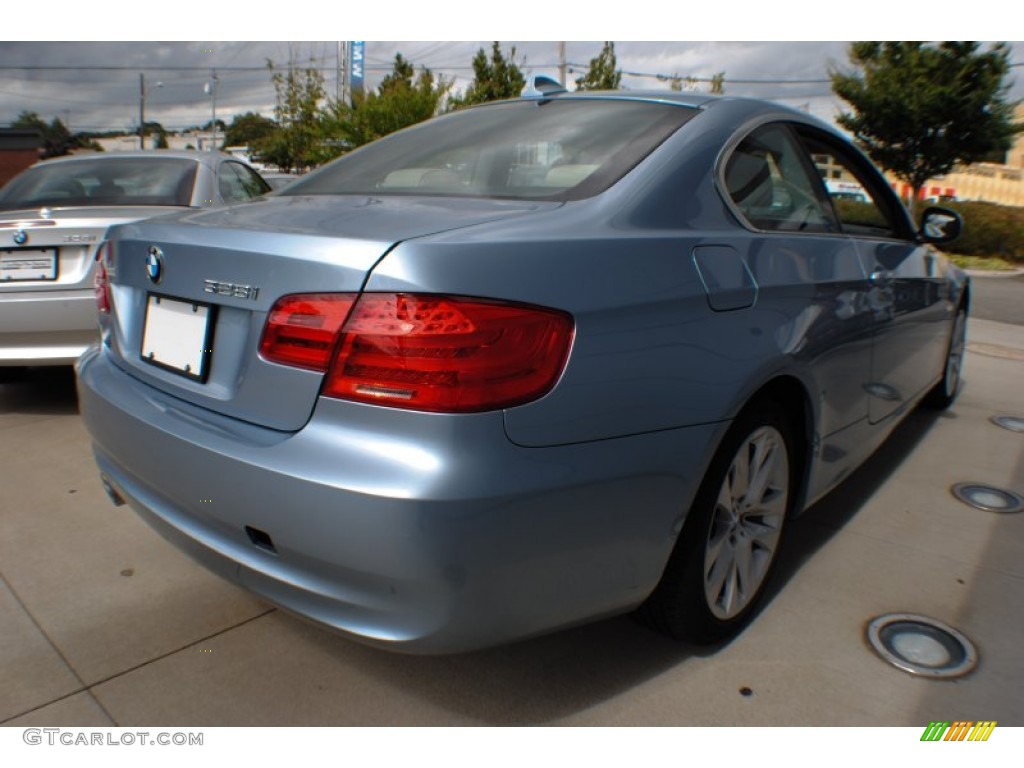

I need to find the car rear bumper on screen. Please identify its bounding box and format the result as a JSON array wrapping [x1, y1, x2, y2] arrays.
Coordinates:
[[0, 288, 96, 365], [76, 344, 723, 653]]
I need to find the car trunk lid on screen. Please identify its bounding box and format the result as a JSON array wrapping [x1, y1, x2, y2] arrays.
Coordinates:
[[103, 194, 552, 432]]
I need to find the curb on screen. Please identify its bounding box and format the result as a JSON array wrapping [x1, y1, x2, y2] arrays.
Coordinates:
[[964, 268, 1024, 278]]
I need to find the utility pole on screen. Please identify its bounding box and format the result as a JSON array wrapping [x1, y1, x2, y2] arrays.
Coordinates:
[[139, 73, 145, 150], [557, 42, 566, 86]]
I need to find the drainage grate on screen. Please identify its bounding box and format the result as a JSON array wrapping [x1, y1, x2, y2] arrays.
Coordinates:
[[951, 483, 1024, 513], [867, 613, 978, 679], [991, 415, 1024, 433]]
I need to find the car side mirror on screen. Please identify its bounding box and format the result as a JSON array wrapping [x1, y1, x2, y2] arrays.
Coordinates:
[[918, 206, 962, 244]]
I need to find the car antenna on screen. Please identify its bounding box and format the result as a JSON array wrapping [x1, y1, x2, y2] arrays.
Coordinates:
[[521, 75, 568, 99]]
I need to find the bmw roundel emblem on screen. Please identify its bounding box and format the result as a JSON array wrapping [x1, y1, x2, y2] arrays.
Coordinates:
[[13, 229, 28, 246], [146, 246, 164, 284]]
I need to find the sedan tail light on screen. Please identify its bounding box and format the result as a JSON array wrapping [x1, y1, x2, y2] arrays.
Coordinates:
[[94, 241, 112, 314], [260, 293, 574, 413], [260, 294, 357, 370]]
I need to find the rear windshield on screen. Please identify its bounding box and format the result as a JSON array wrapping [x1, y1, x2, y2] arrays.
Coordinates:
[[0, 157, 198, 209], [284, 99, 698, 202]]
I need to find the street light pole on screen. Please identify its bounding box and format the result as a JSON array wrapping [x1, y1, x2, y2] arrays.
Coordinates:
[[138, 74, 162, 150], [210, 69, 219, 151]]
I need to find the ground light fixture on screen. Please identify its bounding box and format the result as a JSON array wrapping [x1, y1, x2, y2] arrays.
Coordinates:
[[950, 483, 1024, 513], [866, 613, 978, 678], [990, 415, 1024, 433]]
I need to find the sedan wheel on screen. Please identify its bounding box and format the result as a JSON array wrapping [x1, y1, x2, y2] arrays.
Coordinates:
[[704, 426, 788, 620], [924, 307, 967, 409], [639, 403, 796, 644]]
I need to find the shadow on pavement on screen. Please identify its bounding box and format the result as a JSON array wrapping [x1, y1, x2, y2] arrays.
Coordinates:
[[775, 407, 942, 587], [302, 610, 691, 725], [0, 366, 78, 416], [300, 406, 945, 725]]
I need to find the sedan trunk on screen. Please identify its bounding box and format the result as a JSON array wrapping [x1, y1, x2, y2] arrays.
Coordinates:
[[102, 194, 552, 431]]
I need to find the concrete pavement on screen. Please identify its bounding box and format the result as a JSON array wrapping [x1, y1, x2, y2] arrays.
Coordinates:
[[1, 316, 1021, 726]]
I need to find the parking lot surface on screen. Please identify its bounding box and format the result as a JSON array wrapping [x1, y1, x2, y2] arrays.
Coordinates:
[[1, 309, 1022, 726]]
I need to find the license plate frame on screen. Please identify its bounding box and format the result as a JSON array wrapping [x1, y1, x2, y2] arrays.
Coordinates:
[[0, 248, 58, 281], [140, 293, 216, 382]]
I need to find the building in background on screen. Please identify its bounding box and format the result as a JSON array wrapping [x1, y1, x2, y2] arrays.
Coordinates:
[[96, 132, 223, 153], [0, 128, 42, 185]]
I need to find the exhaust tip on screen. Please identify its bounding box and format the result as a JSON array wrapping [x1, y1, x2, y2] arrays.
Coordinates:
[[99, 474, 126, 507], [245, 525, 278, 555]]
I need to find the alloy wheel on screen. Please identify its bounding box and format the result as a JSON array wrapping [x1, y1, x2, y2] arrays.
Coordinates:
[[703, 425, 789, 620]]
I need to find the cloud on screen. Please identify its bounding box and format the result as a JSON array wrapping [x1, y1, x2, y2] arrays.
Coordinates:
[[1, 41, 1021, 134]]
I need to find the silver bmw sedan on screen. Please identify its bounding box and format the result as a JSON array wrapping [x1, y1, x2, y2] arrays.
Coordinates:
[[0, 150, 269, 368]]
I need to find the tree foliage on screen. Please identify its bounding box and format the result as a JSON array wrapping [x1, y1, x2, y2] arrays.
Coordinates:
[[325, 54, 450, 152], [224, 112, 278, 148], [450, 42, 525, 107], [12, 111, 100, 157], [259, 59, 328, 172], [665, 72, 725, 94], [575, 42, 622, 91], [831, 42, 1021, 206]]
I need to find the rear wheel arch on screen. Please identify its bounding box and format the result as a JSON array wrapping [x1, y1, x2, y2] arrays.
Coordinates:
[[637, 376, 814, 643], [735, 376, 814, 515]]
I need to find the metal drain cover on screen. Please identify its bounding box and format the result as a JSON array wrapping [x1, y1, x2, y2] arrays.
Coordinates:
[[867, 613, 978, 678], [951, 482, 1024, 513], [991, 415, 1024, 433]]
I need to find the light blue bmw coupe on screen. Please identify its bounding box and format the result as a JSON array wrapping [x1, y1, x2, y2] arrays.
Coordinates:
[[77, 84, 967, 653]]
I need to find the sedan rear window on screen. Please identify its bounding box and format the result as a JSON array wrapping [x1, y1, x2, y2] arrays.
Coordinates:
[[284, 99, 698, 202], [0, 157, 198, 209]]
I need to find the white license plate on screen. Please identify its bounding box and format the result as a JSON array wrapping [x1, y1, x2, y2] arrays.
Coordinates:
[[0, 248, 58, 281], [140, 294, 214, 381]]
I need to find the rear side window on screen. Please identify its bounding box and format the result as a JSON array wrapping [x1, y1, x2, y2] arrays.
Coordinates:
[[284, 99, 697, 202], [219, 161, 271, 203], [724, 124, 836, 234], [796, 128, 909, 240], [0, 157, 198, 209]]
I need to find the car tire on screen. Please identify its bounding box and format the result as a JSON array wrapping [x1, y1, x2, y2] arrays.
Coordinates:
[[922, 306, 967, 410], [639, 402, 797, 645]]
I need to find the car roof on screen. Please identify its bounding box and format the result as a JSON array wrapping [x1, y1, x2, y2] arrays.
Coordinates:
[[484, 89, 839, 133], [31, 150, 235, 169], [508, 88, 790, 110]]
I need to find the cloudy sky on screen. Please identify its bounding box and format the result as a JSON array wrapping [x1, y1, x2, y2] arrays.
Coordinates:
[[2, 8, 1020, 136]]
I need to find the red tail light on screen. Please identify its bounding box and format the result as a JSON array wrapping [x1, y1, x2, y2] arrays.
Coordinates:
[[260, 293, 574, 413], [259, 294, 357, 370], [94, 242, 112, 314]]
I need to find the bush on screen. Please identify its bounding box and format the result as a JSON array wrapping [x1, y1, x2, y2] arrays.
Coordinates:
[[931, 202, 1024, 262]]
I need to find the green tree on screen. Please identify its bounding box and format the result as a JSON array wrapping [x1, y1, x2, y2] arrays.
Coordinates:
[[575, 42, 622, 91], [260, 59, 328, 172], [224, 112, 278, 148], [831, 42, 1021, 212], [12, 111, 98, 157], [324, 54, 450, 152], [450, 42, 525, 107], [664, 72, 724, 94]]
